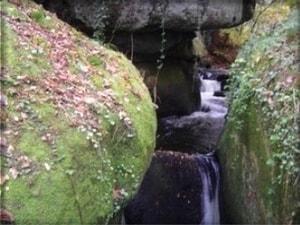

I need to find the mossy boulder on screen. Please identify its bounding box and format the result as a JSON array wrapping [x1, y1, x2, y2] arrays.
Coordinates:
[[0, 1, 156, 224], [218, 9, 299, 224]]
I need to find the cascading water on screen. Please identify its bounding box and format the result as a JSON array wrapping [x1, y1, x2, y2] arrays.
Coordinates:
[[196, 153, 220, 224], [123, 69, 228, 224]]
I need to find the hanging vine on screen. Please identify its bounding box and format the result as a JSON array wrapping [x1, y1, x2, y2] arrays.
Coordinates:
[[193, 0, 209, 91], [152, 0, 168, 103]]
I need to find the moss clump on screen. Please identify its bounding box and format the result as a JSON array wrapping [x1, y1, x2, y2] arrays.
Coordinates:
[[218, 9, 299, 224], [219, 103, 275, 223], [1, 1, 156, 224]]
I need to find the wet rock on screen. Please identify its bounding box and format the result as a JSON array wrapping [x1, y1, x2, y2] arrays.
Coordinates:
[[139, 59, 201, 118], [124, 150, 220, 224]]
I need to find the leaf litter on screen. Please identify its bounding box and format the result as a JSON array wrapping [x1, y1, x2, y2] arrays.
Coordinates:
[[1, 2, 140, 181]]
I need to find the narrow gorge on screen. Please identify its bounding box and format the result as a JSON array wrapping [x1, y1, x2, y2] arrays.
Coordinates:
[[123, 70, 228, 223], [1, 1, 299, 224]]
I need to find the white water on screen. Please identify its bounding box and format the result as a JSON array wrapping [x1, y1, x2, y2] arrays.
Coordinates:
[[197, 77, 226, 224], [199, 72, 221, 93], [196, 154, 220, 225], [164, 77, 225, 224], [156, 77, 226, 224], [123, 74, 228, 225], [200, 79, 221, 93]]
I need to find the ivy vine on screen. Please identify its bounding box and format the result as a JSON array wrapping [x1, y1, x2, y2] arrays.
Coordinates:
[[227, 11, 299, 187]]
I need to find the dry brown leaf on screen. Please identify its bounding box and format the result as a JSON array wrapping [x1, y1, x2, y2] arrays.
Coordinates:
[[0, 208, 15, 224], [9, 168, 19, 179], [18, 156, 31, 168], [105, 63, 117, 73], [0, 174, 9, 185], [20, 112, 28, 121]]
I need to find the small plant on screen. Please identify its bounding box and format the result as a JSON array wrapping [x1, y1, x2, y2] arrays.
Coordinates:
[[29, 10, 45, 23], [87, 55, 102, 67], [29, 9, 52, 28]]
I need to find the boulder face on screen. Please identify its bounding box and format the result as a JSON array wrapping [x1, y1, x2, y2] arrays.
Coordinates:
[[218, 9, 299, 224], [138, 59, 201, 118], [0, 1, 156, 224], [41, 0, 255, 32], [124, 150, 220, 224]]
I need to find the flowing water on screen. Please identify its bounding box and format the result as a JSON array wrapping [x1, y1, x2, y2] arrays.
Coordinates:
[[123, 70, 228, 224], [196, 153, 220, 224]]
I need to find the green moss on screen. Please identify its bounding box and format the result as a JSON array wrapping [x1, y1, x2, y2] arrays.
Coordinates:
[[1, 19, 19, 75], [219, 9, 299, 224], [17, 127, 50, 162], [1, 1, 156, 224], [3, 113, 154, 224], [3, 171, 78, 224], [0, 1, 26, 19], [33, 103, 55, 121], [87, 55, 103, 67], [1, 18, 51, 80], [29, 10, 46, 24], [91, 73, 104, 88], [221, 102, 275, 222]]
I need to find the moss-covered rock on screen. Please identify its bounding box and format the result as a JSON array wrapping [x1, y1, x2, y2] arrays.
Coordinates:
[[218, 9, 299, 224], [0, 1, 156, 224]]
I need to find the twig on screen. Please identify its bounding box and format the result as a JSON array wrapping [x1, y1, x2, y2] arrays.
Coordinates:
[[251, 0, 276, 33], [130, 33, 134, 61]]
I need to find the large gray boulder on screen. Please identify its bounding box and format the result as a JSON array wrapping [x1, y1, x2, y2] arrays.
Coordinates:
[[40, 0, 255, 58], [44, 0, 255, 32]]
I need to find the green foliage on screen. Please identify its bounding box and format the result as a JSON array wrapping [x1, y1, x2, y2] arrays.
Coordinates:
[[220, 2, 292, 47], [87, 55, 103, 67], [222, 11, 300, 223], [226, 10, 299, 220], [228, 10, 299, 181], [29, 8, 53, 29], [29, 10, 45, 23]]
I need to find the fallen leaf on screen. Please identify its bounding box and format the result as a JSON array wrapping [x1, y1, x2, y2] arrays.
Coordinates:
[[106, 63, 117, 73], [0, 175, 9, 185], [9, 168, 19, 179], [20, 112, 28, 121], [0, 208, 14, 224]]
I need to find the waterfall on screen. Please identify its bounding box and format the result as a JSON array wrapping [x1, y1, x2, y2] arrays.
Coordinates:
[[196, 154, 220, 224], [123, 151, 221, 224], [200, 79, 221, 94], [123, 69, 227, 224], [196, 70, 227, 224]]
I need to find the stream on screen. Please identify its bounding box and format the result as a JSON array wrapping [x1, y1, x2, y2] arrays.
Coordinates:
[[123, 69, 228, 224]]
